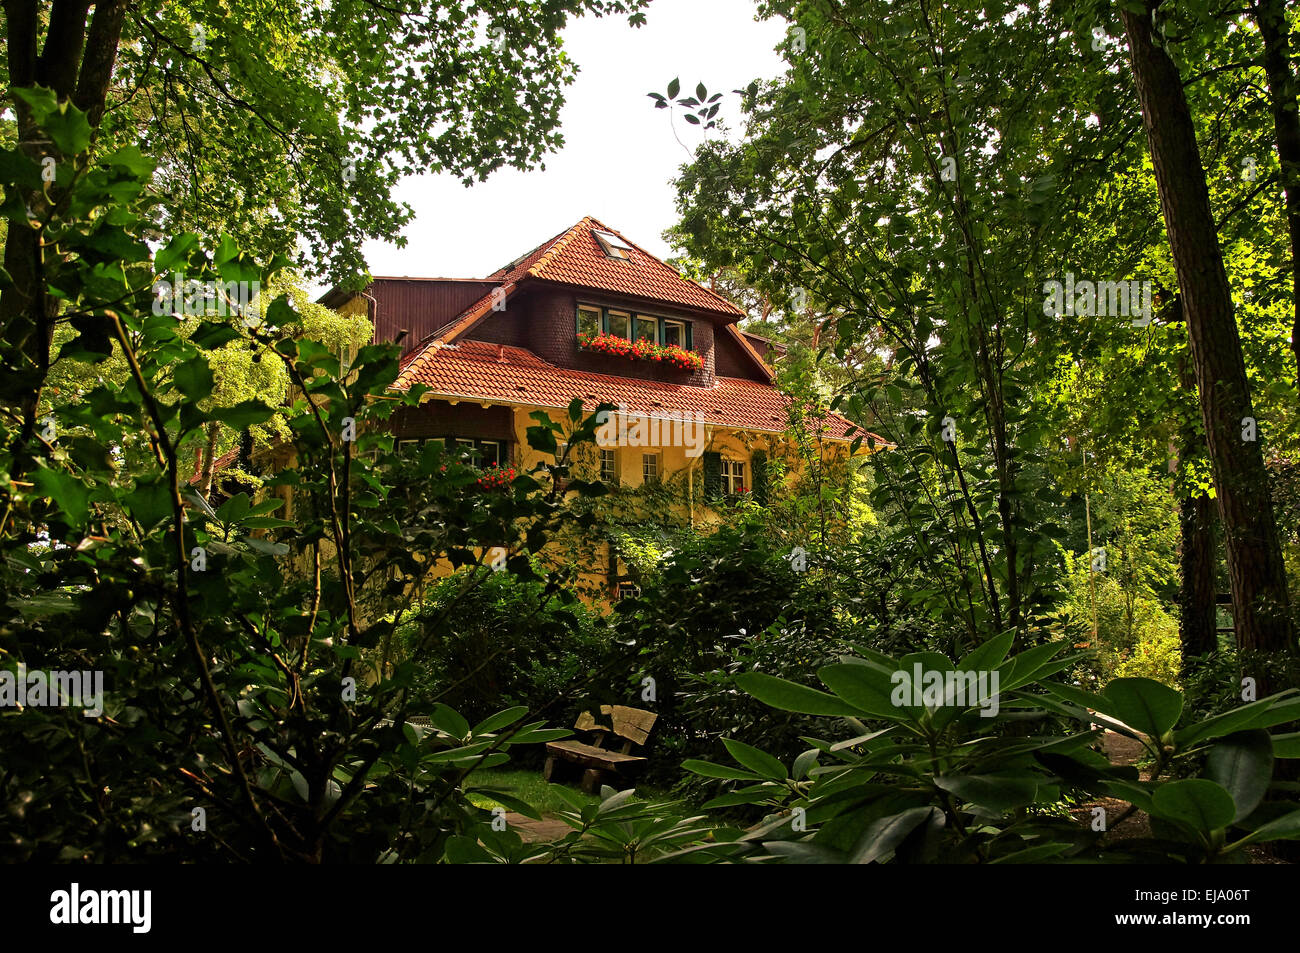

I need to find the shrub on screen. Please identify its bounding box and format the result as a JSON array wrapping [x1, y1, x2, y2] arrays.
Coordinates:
[[394, 570, 611, 731]]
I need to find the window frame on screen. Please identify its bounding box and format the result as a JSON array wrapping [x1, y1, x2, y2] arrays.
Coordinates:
[[633, 314, 659, 343], [606, 309, 632, 339], [576, 303, 694, 350], [599, 448, 618, 484], [449, 437, 507, 468], [721, 458, 746, 495], [661, 319, 687, 348], [642, 452, 660, 484], [593, 230, 633, 260], [576, 305, 602, 337]]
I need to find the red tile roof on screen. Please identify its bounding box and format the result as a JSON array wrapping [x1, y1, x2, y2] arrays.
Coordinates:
[[394, 339, 865, 442], [486, 216, 745, 319], [411, 216, 771, 381]]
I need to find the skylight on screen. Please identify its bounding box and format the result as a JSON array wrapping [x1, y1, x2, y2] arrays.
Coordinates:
[[593, 229, 633, 260]]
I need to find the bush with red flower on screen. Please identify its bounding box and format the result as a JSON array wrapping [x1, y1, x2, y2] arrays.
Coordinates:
[[475, 463, 516, 491], [577, 331, 703, 371]]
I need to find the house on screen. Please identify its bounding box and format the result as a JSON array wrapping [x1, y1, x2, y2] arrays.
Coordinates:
[[318, 216, 867, 598]]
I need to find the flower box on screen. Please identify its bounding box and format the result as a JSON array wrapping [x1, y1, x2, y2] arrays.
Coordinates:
[[576, 332, 704, 372]]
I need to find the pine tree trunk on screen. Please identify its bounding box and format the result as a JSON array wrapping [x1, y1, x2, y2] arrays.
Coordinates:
[[1179, 490, 1218, 658], [1176, 354, 1218, 661], [1121, 3, 1295, 683], [1252, 0, 1300, 385]]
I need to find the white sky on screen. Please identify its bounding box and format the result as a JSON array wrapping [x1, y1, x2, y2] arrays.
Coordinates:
[[360, 0, 788, 281]]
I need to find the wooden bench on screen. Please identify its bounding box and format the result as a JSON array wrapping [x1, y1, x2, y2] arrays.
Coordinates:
[[543, 705, 658, 793]]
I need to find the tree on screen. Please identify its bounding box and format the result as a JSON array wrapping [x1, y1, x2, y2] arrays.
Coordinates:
[[1120, 0, 1294, 681], [1, 0, 648, 457]]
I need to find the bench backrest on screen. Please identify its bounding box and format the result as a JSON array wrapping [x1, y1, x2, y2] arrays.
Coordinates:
[[574, 705, 658, 752]]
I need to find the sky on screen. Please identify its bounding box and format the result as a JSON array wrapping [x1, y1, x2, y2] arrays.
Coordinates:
[[359, 0, 788, 282]]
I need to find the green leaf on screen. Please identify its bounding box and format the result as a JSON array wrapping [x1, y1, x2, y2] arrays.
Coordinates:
[[667, 77, 680, 99], [934, 773, 1039, 811], [1271, 732, 1300, 758], [103, 145, 156, 176], [734, 671, 861, 716], [957, 631, 1015, 673], [31, 467, 90, 525], [1235, 808, 1300, 846], [701, 783, 783, 809], [467, 788, 541, 821], [817, 662, 901, 718], [990, 842, 1071, 863], [173, 356, 214, 401], [1177, 692, 1298, 747], [471, 706, 529, 736], [1102, 677, 1183, 739], [1205, 730, 1273, 823], [43, 101, 94, 155], [156, 233, 200, 273], [215, 492, 250, 524], [681, 759, 764, 781], [1149, 779, 1235, 834], [721, 738, 787, 780], [210, 400, 276, 429], [443, 834, 492, 863], [190, 320, 242, 350], [430, 703, 471, 740], [850, 806, 937, 863]]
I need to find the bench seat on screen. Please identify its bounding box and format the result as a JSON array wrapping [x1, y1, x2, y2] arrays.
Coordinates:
[[545, 740, 648, 771]]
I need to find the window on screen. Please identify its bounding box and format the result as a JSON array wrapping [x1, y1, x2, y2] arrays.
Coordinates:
[[577, 305, 601, 336], [616, 582, 641, 600], [397, 438, 424, 455], [662, 319, 686, 347], [593, 229, 633, 260], [452, 438, 505, 467], [722, 459, 746, 495], [642, 453, 660, 483], [606, 310, 631, 339], [634, 315, 658, 342], [599, 448, 617, 483]]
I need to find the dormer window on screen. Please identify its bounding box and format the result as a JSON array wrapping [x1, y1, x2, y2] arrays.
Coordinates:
[[633, 315, 657, 342], [662, 319, 686, 347], [606, 310, 631, 338], [593, 229, 633, 261], [577, 305, 601, 336]]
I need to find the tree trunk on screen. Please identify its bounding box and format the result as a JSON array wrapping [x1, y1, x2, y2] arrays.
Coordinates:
[[1252, 0, 1300, 386], [1121, 3, 1295, 683], [0, 0, 125, 446], [199, 421, 221, 499], [1176, 354, 1219, 660], [1178, 490, 1218, 658]]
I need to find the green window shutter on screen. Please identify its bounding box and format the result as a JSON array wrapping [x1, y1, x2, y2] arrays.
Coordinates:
[[685, 322, 693, 350], [703, 451, 722, 501], [751, 450, 768, 505]]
